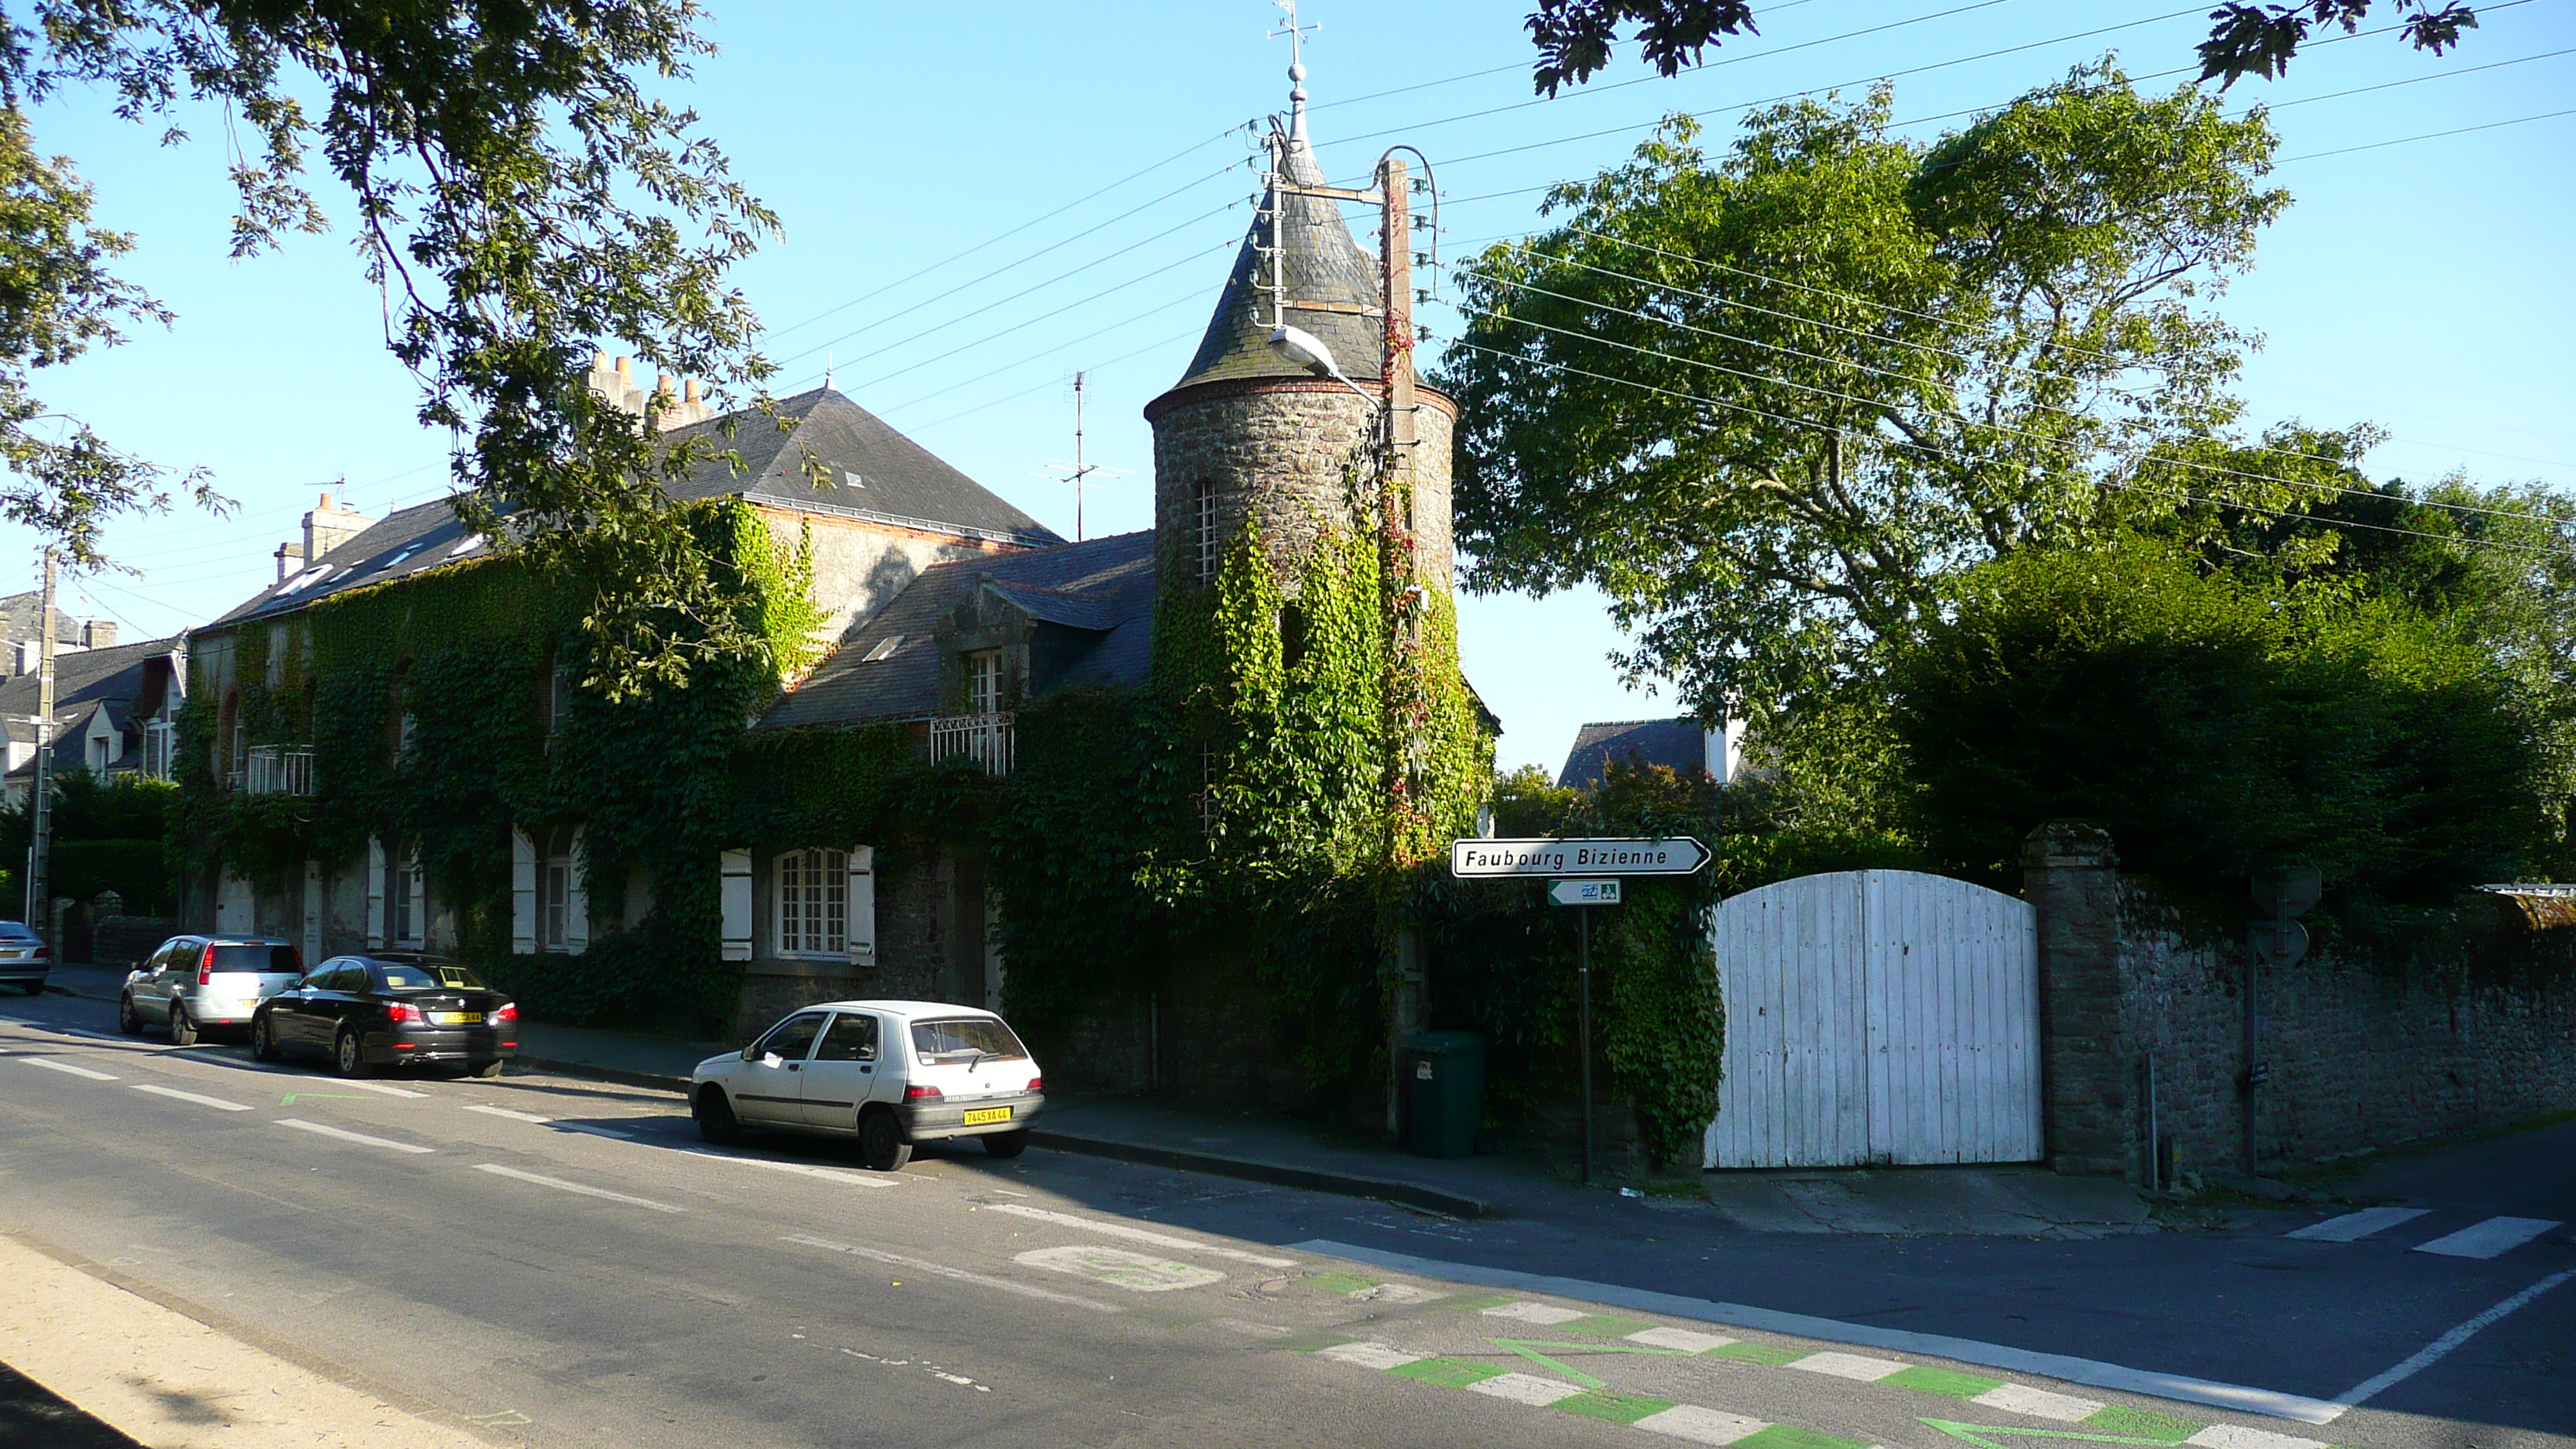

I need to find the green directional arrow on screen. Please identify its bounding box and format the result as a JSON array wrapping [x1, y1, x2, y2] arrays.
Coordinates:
[[1919, 1420, 2192, 1447], [280, 1093, 375, 1106], [1487, 1338, 1691, 1389]]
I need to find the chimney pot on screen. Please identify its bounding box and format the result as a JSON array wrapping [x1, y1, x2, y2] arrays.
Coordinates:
[[684, 379, 701, 404], [656, 372, 676, 396], [615, 355, 632, 382]]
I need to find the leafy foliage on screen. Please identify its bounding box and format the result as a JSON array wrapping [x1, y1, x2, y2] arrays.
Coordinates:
[[0, 771, 178, 913]]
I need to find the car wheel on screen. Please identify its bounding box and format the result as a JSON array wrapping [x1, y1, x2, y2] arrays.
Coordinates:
[[694, 1087, 742, 1146], [332, 1027, 370, 1078], [118, 994, 144, 1036], [169, 1003, 198, 1048], [983, 1129, 1029, 1160], [251, 1014, 281, 1063], [470, 1059, 505, 1080], [18, 981, 40, 995], [858, 1108, 913, 1172]]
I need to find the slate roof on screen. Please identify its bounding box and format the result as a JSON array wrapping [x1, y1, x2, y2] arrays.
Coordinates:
[[759, 530, 1156, 730], [1166, 110, 1392, 393], [1559, 717, 1708, 790], [207, 387, 1055, 632], [0, 635, 180, 726]]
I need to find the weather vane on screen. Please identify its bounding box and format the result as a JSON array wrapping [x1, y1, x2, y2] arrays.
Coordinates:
[[1269, 0, 1317, 73]]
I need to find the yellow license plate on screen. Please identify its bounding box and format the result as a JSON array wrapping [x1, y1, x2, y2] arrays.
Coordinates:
[[961, 1106, 1012, 1126], [433, 1011, 483, 1025]]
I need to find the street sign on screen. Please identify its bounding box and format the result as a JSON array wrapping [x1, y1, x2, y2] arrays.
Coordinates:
[[1548, 879, 1621, 906], [1450, 837, 1711, 879], [2249, 918, 2310, 968]]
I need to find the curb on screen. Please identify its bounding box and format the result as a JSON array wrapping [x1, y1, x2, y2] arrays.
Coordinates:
[[1029, 1129, 1494, 1219], [513, 1057, 692, 1095]]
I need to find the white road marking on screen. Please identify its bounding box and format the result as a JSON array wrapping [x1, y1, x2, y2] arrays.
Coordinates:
[[679, 1149, 895, 1187], [474, 1163, 684, 1214], [2186, 1426, 2331, 1449], [1012, 1244, 1226, 1292], [1628, 1326, 1734, 1354], [1317, 1341, 1420, 1370], [557, 1122, 637, 1141], [1480, 1300, 1585, 1325], [2286, 1206, 2430, 1242], [1466, 1371, 1583, 1405], [2412, 1215, 2562, 1259], [2334, 1267, 2575, 1409], [131, 1084, 253, 1112], [463, 1104, 553, 1124], [982, 1202, 1297, 1266], [784, 1234, 1123, 1313], [1299, 1239, 2349, 1425], [17, 1056, 116, 1081], [275, 1118, 434, 1154], [1635, 1405, 1769, 1445], [1788, 1351, 1906, 1382], [336, 1080, 428, 1098], [1971, 1382, 2105, 1421]]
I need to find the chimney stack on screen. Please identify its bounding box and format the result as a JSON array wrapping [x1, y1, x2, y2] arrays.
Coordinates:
[[302, 491, 371, 566], [83, 621, 115, 649]]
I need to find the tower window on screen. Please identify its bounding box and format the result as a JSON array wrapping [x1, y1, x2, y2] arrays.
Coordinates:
[[1190, 479, 1218, 585]]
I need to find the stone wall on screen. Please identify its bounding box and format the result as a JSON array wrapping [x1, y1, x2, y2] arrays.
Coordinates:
[[2024, 823, 2576, 1180]]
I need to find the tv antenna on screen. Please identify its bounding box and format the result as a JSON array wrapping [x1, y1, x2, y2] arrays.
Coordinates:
[[1034, 371, 1129, 541]]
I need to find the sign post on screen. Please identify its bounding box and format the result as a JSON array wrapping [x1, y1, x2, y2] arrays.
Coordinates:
[[1456, 839, 1708, 1187]]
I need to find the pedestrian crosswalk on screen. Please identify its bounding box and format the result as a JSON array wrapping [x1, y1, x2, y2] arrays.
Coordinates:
[[2287, 1207, 2563, 1260]]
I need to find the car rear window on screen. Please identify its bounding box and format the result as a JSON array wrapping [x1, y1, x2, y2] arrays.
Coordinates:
[[0, 923, 37, 940], [910, 1017, 1027, 1063], [380, 964, 487, 991], [210, 944, 300, 974]]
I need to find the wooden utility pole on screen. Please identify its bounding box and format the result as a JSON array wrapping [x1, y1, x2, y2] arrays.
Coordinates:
[[26, 548, 56, 938], [1379, 155, 1414, 468]]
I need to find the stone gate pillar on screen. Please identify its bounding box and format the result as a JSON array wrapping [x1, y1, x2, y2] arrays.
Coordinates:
[[2023, 823, 2129, 1176]]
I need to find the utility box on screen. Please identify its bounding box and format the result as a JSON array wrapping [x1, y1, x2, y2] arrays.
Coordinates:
[[1402, 1031, 1486, 1159]]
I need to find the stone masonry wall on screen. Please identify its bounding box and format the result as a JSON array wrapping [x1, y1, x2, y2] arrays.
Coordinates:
[[2025, 823, 2576, 1180]]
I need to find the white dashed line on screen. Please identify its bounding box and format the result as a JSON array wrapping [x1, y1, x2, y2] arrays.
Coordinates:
[[131, 1083, 253, 1112], [1464, 1372, 1583, 1406], [1479, 1300, 1585, 1324], [1635, 1405, 1770, 1445], [462, 1104, 554, 1124], [2413, 1216, 2563, 1260], [335, 1079, 429, 1098], [474, 1163, 684, 1213], [16, 1056, 116, 1081], [1317, 1341, 1421, 1370], [982, 1202, 1297, 1266], [557, 1122, 637, 1141], [1787, 1351, 1906, 1382], [1628, 1326, 1734, 1354], [2287, 1206, 2429, 1242], [275, 1118, 434, 1154], [679, 1150, 895, 1187], [1971, 1382, 2105, 1421]]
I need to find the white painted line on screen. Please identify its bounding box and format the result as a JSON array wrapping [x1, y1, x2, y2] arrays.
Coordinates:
[[1481, 1300, 1586, 1325], [557, 1122, 638, 1141], [1012, 1244, 1226, 1293], [1635, 1405, 1769, 1445], [2186, 1426, 2330, 1449], [677, 1149, 895, 1187], [275, 1118, 435, 1154], [784, 1234, 1122, 1313], [1317, 1341, 1421, 1370], [2412, 1215, 2562, 1259], [1971, 1382, 2104, 1422], [1465, 1372, 1583, 1406], [474, 1163, 684, 1214], [984, 1201, 1297, 1266], [1629, 1326, 1735, 1355], [2334, 1267, 2574, 1409], [130, 1083, 253, 1112], [17, 1056, 115, 1081], [61, 1029, 131, 1044], [2285, 1206, 2429, 1242], [1294, 1240, 2348, 1425], [1788, 1350, 1906, 1382], [337, 1080, 429, 1098], [463, 1104, 553, 1124]]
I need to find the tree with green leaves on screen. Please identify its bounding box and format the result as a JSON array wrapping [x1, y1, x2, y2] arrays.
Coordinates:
[[1441, 65, 2292, 727], [1525, 0, 2479, 94], [0, 2, 781, 697]]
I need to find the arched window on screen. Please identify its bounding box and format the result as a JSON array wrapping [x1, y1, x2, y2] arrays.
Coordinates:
[[776, 848, 848, 957], [1190, 478, 1218, 585]]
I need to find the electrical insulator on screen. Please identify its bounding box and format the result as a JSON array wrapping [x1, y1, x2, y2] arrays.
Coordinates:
[[1410, 177, 1430, 194], [1415, 289, 1430, 304], [1413, 252, 1430, 267], [1416, 325, 1431, 341], [1413, 214, 1430, 230]]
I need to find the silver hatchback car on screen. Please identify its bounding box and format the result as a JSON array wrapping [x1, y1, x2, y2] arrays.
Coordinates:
[[120, 936, 305, 1046]]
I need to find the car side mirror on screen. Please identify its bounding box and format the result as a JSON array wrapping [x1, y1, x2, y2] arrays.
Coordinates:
[[741, 1044, 759, 1061]]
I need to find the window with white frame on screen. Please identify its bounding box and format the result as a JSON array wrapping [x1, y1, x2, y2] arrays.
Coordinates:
[[1190, 478, 1218, 584], [775, 848, 848, 957], [541, 829, 574, 951], [392, 841, 426, 949], [964, 650, 1002, 717]]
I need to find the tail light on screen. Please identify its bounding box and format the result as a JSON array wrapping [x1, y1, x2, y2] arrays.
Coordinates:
[[1027, 1077, 1043, 1093], [387, 1002, 426, 1025], [197, 944, 216, 986], [30, 944, 46, 961], [903, 1084, 944, 1101], [492, 1003, 519, 1024]]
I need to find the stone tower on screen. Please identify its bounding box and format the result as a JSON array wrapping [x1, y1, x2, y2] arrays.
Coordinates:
[[1144, 60, 1457, 603]]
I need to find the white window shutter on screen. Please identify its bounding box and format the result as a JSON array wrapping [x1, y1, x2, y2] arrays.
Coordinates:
[[365, 837, 387, 948], [566, 827, 590, 954], [510, 826, 537, 954], [846, 846, 875, 966], [720, 848, 753, 961]]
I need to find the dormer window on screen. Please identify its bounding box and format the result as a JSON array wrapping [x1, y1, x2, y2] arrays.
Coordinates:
[[964, 649, 1002, 717]]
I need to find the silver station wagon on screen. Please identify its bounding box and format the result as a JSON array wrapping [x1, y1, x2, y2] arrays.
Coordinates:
[[119, 936, 305, 1045], [690, 1000, 1045, 1172]]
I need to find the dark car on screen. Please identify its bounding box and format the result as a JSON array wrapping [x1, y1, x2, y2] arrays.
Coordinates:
[[250, 954, 519, 1078]]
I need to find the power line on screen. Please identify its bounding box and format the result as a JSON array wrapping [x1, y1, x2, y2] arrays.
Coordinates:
[[2280, 104, 2576, 161], [1306, 0, 1826, 115]]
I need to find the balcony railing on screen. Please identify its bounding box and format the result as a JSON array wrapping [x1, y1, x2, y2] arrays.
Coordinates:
[[244, 745, 315, 796], [928, 711, 1014, 776]]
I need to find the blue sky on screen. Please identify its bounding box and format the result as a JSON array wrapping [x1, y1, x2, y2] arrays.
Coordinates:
[[12, 0, 2572, 772]]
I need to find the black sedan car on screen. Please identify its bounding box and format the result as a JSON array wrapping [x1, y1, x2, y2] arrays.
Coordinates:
[[251, 954, 519, 1078]]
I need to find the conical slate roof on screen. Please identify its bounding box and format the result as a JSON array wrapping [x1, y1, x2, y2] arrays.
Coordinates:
[[1166, 108, 1388, 392]]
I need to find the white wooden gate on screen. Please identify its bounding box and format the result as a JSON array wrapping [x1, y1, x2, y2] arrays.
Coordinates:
[[1704, 869, 2040, 1169]]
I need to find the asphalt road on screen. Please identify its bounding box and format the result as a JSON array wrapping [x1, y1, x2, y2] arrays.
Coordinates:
[[0, 988, 2568, 1449]]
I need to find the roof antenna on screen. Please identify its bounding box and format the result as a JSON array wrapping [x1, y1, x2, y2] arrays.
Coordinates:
[[1270, 0, 1318, 143], [1034, 370, 1131, 542], [824, 349, 835, 392]]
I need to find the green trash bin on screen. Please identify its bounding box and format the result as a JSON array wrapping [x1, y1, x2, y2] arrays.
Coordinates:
[[1402, 1031, 1485, 1159]]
